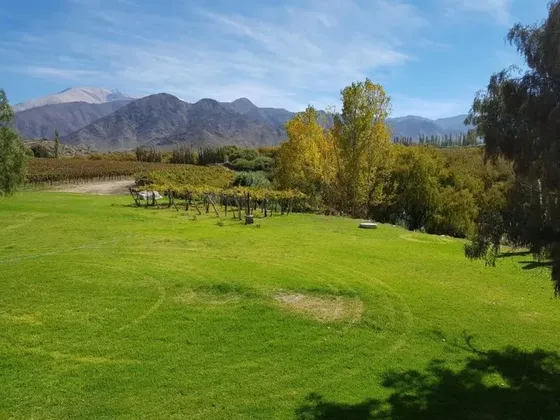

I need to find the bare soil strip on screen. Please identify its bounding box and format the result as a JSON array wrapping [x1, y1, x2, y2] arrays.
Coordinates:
[[49, 179, 135, 195]]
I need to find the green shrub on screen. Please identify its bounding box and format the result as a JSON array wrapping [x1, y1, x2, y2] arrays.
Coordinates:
[[223, 146, 259, 162], [253, 156, 274, 171], [230, 158, 255, 171], [233, 171, 271, 188], [30, 143, 52, 158]]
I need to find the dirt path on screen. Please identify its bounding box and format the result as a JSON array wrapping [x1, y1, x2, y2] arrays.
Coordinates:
[[51, 179, 135, 195]]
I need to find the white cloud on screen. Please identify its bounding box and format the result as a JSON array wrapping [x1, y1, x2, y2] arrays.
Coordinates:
[[19, 66, 104, 80], [6, 0, 434, 111], [444, 0, 512, 25]]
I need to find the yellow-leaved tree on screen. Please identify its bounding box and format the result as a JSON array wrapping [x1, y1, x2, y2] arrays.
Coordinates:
[[275, 106, 333, 201], [332, 79, 392, 217]]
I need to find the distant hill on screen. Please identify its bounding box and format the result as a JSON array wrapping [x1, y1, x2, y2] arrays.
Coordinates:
[[221, 98, 294, 127], [387, 114, 471, 139], [62, 95, 471, 150], [14, 100, 132, 139], [435, 115, 472, 132], [62, 94, 286, 150], [14, 87, 135, 112]]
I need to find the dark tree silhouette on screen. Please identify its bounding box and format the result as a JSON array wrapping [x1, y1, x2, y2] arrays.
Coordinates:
[[464, 1, 560, 294]]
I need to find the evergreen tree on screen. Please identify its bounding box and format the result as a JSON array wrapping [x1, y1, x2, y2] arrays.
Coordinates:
[[54, 128, 60, 159]]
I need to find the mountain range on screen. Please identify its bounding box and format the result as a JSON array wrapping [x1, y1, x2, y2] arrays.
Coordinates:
[[388, 114, 470, 139], [13, 87, 134, 112], [13, 87, 471, 150], [14, 100, 133, 139]]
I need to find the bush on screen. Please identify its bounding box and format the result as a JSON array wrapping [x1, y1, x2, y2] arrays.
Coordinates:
[[223, 146, 259, 162], [230, 158, 255, 171], [233, 171, 271, 188], [253, 156, 274, 171], [238, 148, 259, 161], [30, 143, 52, 158], [257, 146, 279, 160]]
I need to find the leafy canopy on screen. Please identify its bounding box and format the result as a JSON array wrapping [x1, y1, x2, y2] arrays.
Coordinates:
[[0, 89, 26, 196], [465, 1, 560, 294]]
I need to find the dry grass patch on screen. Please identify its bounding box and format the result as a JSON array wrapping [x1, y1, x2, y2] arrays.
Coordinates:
[[1, 312, 42, 325], [399, 233, 454, 244], [274, 292, 363, 323]]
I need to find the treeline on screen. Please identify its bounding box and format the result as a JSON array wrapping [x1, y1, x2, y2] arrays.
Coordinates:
[[24, 140, 277, 173], [394, 130, 478, 147], [275, 79, 513, 239], [135, 145, 275, 171]]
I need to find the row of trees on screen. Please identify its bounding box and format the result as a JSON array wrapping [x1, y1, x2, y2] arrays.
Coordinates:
[[276, 80, 394, 218], [135, 144, 275, 171], [394, 131, 478, 147], [275, 92, 512, 238]]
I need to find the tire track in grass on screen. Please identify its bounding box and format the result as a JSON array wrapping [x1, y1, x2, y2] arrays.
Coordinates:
[[0, 214, 42, 233], [243, 253, 415, 404], [116, 278, 166, 332], [287, 254, 414, 352], [188, 253, 414, 406], [70, 261, 168, 333], [0, 234, 144, 265], [73, 249, 410, 405], [0, 238, 120, 264], [212, 253, 413, 353]]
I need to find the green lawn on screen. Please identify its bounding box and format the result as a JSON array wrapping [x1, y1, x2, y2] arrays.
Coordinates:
[[1, 193, 559, 419]]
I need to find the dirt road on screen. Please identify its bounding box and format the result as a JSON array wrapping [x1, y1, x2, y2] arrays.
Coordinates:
[[51, 179, 135, 195]]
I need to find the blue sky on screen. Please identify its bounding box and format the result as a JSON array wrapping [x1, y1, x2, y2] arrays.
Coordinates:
[[0, 0, 549, 118]]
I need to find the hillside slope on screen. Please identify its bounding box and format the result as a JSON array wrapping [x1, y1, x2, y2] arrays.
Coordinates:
[[63, 95, 285, 150], [14, 100, 132, 139]]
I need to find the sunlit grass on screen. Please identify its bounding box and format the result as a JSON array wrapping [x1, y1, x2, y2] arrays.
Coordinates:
[[0, 192, 558, 419]]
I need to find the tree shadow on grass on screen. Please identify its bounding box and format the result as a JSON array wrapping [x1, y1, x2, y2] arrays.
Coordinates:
[[295, 394, 381, 420], [496, 250, 531, 259], [519, 260, 554, 270], [295, 343, 560, 420]]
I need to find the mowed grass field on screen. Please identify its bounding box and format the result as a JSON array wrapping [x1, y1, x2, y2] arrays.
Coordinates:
[[1, 192, 559, 419]]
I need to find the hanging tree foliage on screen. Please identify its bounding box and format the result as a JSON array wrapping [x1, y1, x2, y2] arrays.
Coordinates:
[[465, 1, 560, 294]]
